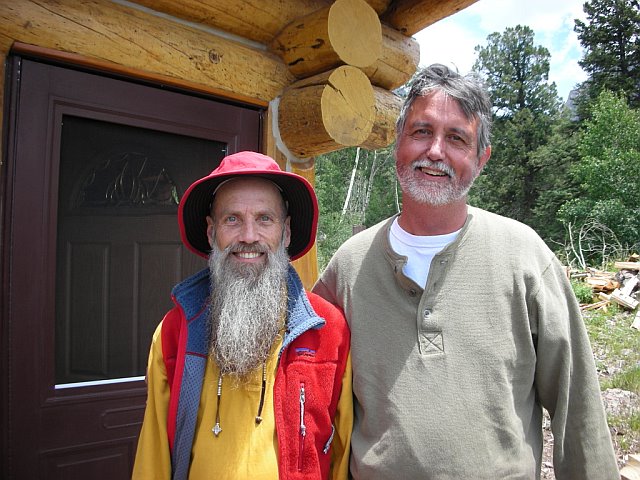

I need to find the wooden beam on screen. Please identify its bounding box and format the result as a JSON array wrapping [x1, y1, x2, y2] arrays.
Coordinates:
[[278, 66, 375, 158], [615, 261, 640, 271], [127, 0, 476, 44], [360, 86, 402, 150], [364, 0, 393, 14], [610, 289, 639, 310], [130, 0, 331, 45], [362, 24, 419, 90], [271, 0, 382, 79], [0, 0, 293, 105], [382, 0, 480, 36]]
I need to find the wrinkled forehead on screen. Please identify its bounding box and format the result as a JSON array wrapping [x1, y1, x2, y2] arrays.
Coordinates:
[[211, 176, 287, 215]]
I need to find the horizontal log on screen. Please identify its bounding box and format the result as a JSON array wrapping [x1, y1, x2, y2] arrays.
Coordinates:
[[615, 261, 640, 271], [585, 276, 618, 292], [271, 0, 381, 79], [278, 66, 375, 158], [360, 86, 402, 150], [362, 24, 419, 90], [127, 1, 470, 45], [131, 0, 330, 45], [364, 0, 393, 14], [0, 0, 293, 104], [382, 0, 479, 36]]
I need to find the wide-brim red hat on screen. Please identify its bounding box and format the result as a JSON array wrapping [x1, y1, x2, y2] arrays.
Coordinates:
[[178, 151, 318, 261]]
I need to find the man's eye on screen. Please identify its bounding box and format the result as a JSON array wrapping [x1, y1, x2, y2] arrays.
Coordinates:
[[448, 134, 467, 145], [225, 215, 237, 223], [410, 129, 430, 139], [259, 215, 272, 222]]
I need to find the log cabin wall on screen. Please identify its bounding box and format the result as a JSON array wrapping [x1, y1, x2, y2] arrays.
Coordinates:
[[0, 0, 477, 287]]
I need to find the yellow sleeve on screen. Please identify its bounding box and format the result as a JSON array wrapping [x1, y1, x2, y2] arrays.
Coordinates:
[[132, 321, 172, 480], [330, 351, 353, 480]]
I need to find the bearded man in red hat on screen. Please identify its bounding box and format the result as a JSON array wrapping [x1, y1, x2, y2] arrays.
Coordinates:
[[133, 151, 351, 480]]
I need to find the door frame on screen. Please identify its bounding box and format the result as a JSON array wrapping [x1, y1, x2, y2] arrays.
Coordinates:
[[0, 53, 264, 478]]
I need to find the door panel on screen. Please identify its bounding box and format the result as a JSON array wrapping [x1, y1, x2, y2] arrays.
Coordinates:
[[1, 57, 262, 479]]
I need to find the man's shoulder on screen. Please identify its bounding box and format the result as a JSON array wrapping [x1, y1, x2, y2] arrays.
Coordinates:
[[469, 206, 544, 241], [301, 291, 350, 353], [305, 290, 346, 322], [332, 216, 392, 258], [467, 206, 554, 263]]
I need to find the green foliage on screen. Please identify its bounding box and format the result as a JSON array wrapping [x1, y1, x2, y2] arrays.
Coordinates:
[[314, 149, 352, 215], [602, 365, 640, 393], [469, 25, 570, 244], [473, 25, 561, 117], [578, 306, 640, 457], [584, 307, 640, 375], [574, 0, 640, 110], [527, 114, 582, 246], [559, 90, 640, 265], [607, 410, 640, 451], [314, 147, 399, 271], [571, 279, 594, 304], [316, 212, 360, 272]]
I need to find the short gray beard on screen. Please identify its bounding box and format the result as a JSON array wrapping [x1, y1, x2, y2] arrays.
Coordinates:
[[397, 158, 479, 206], [208, 239, 289, 380]]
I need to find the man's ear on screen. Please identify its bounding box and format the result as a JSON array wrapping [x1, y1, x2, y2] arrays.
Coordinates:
[[478, 145, 491, 170], [206, 215, 215, 248], [283, 216, 291, 249]]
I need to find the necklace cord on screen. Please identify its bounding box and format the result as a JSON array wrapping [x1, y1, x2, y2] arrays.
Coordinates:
[[255, 363, 267, 424]]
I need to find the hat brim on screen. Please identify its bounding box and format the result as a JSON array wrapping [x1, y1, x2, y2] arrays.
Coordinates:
[[179, 170, 318, 261]]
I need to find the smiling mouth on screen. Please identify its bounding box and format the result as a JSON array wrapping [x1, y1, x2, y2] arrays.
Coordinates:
[[234, 251, 264, 259], [418, 167, 448, 177]]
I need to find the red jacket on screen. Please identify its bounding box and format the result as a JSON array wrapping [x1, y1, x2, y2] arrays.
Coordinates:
[[161, 267, 350, 480]]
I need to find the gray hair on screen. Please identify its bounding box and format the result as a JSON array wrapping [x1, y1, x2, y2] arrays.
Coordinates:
[[396, 64, 493, 156]]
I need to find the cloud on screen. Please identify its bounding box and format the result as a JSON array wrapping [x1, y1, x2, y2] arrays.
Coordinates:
[[413, 0, 589, 100]]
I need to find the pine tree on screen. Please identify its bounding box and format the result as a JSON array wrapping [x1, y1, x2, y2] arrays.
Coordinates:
[[574, 0, 640, 109], [471, 25, 565, 235]]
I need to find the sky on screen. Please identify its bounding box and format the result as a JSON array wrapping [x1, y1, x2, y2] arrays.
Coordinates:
[[414, 0, 589, 102]]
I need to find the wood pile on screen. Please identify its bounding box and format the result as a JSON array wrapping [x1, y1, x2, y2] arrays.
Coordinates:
[[621, 453, 640, 480], [570, 256, 640, 322]]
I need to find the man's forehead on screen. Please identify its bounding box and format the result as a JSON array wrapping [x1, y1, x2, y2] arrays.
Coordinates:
[[408, 95, 477, 132], [211, 177, 287, 212]]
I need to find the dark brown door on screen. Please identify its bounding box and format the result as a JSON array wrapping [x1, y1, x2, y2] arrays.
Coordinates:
[[1, 58, 262, 479]]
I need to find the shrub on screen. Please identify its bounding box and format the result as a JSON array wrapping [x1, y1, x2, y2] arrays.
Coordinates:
[[571, 279, 594, 304]]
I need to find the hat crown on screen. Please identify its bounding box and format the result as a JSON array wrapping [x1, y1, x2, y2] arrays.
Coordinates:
[[212, 151, 281, 175]]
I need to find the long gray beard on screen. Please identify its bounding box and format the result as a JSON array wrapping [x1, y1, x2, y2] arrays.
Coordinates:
[[207, 241, 289, 380]]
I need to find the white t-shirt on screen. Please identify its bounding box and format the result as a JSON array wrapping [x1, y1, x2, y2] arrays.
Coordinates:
[[389, 217, 460, 289]]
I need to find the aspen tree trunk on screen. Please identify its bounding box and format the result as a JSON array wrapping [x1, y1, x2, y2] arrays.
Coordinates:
[[362, 150, 380, 217], [342, 147, 361, 216]]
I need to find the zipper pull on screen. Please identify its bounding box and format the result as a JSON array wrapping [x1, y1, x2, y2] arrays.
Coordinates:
[[299, 383, 306, 437], [298, 383, 307, 472]]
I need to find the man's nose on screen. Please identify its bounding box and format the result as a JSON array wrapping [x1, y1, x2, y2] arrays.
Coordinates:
[[425, 135, 445, 160], [238, 220, 260, 243]]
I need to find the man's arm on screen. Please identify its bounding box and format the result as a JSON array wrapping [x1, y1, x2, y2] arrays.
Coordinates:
[[534, 260, 618, 479], [312, 277, 340, 307]]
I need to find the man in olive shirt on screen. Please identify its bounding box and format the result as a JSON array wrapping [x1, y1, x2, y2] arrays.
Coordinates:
[[314, 64, 618, 479]]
